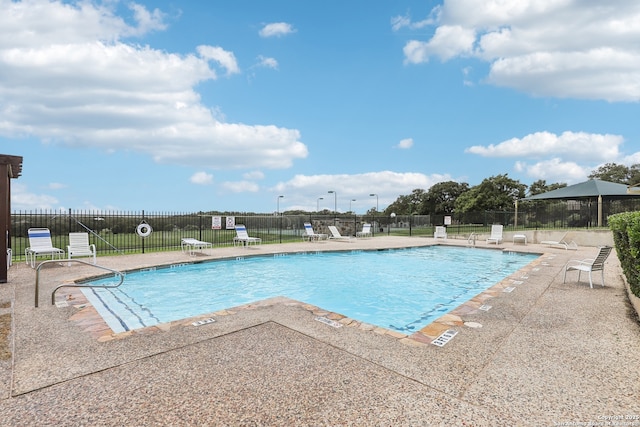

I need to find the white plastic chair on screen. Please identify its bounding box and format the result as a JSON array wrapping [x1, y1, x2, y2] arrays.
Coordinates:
[[356, 223, 372, 238], [303, 223, 327, 242], [434, 226, 447, 240], [25, 228, 65, 268], [486, 225, 503, 244], [563, 246, 612, 288], [67, 232, 97, 265], [181, 238, 213, 255], [233, 225, 261, 246], [328, 225, 353, 242]]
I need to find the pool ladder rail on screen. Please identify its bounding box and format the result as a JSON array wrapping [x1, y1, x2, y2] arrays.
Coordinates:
[[33, 259, 125, 307], [468, 232, 478, 246]]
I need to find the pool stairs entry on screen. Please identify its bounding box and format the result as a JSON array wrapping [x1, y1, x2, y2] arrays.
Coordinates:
[[84, 287, 161, 332]]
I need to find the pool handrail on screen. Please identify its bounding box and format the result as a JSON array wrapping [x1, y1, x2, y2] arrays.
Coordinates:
[[33, 259, 125, 307]]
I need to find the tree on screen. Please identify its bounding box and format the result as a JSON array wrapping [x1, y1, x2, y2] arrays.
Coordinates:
[[454, 174, 526, 213], [528, 179, 567, 196], [384, 189, 427, 215], [424, 181, 469, 214], [588, 163, 640, 184]]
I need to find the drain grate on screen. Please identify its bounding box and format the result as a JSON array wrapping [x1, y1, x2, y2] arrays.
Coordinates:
[[315, 316, 343, 328], [192, 318, 215, 326], [432, 329, 458, 347]]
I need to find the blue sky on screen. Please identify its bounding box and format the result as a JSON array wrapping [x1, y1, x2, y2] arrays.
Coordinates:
[[1, 0, 639, 214]]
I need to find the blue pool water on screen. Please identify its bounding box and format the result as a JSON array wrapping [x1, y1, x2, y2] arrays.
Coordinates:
[[82, 246, 538, 334]]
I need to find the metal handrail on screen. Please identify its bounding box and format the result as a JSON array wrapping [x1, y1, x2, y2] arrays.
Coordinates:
[[34, 259, 125, 307]]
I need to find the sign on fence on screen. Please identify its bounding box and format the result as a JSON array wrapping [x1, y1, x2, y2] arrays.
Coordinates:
[[212, 216, 221, 230]]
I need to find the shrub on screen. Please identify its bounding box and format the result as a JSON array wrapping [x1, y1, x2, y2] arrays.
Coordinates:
[[609, 212, 640, 298]]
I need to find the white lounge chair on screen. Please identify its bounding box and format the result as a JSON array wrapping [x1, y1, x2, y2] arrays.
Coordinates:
[[328, 225, 353, 242], [303, 222, 327, 242], [233, 225, 261, 246], [67, 232, 96, 265], [181, 237, 213, 255], [486, 225, 503, 245], [356, 223, 372, 238], [563, 246, 612, 288], [434, 226, 447, 240], [541, 231, 578, 250], [25, 228, 65, 268]]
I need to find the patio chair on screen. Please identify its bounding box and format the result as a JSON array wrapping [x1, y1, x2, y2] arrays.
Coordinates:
[[233, 225, 261, 246], [541, 231, 578, 250], [563, 246, 612, 288], [328, 225, 354, 242], [25, 228, 65, 268], [67, 232, 97, 265], [486, 224, 503, 245], [433, 226, 447, 240], [303, 223, 327, 242], [356, 223, 372, 238], [181, 237, 213, 256]]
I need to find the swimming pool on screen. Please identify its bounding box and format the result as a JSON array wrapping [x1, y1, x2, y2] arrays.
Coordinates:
[[82, 246, 538, 334]]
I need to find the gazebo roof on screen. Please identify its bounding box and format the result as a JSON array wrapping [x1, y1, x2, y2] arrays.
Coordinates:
[[0, 154, 23, 178], [521, 179, 636, 201]]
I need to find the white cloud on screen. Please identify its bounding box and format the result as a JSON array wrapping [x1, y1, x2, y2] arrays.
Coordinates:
[[257, 55, 278, 70], [48, 182, 67, 190], [190, 171, 213, 185], [11, 183, 60, 210], [243, 170, 265, 180], [0, 1, 308, 171], [221, 181, 260, 193], [404, 25, 475, 63], [273, 171, 454, 212], [196, 45, 240, 76], [400, 0, 640, 101], [259, 22, 296, 38], [515, 158, 589, 184], [397, 138, 414, 149], [466, 131, 623, 162]]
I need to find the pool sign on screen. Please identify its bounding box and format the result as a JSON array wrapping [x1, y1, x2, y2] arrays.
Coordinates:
[[444, 216, 452, 225], [226, 216, 236, 229], [212, 216, 222, 230]]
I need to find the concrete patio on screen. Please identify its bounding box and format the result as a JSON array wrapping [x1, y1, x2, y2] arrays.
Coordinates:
[[1, 236, 639, 426]]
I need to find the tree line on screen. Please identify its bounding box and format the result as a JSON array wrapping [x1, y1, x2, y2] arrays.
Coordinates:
[[376, 163, 640, 216]]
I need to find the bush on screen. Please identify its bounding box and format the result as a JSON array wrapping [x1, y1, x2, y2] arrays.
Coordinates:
[[609, 212, 640, 298]]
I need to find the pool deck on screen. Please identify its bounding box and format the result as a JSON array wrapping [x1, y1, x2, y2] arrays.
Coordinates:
[[1, 236, 639, 426]]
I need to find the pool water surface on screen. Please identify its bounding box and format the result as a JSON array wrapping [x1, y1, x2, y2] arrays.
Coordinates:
[[83, 246, 539, 334]]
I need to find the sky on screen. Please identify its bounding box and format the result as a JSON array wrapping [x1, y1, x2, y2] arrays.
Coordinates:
[[1, 0, 639, 214]]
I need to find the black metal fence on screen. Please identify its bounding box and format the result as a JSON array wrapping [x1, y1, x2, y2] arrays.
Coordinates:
[[8, 199, 639, 261]]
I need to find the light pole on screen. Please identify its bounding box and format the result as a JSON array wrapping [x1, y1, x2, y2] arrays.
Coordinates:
[[370, 193, 378, 236], [350, 199, 356, 213], [389, 212, 396, 236], [277, 195, 284, 243], [369, 193, 378, 212], [277, 195, 284, 215], [328, 190, 337, 214], [317, 197, 324, 212]]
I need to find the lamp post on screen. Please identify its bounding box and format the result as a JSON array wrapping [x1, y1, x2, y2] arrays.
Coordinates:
[[277, 195, 284, 215], [328, 190, 337, 214], [277, 195, 284, 243], [350, 199, 356, 213], [328, 190, 337, 225], [369, 193, 378, 212], [317, 197, 324, 212], [389, 212, 396, 236], [369, 193, 378, 236]]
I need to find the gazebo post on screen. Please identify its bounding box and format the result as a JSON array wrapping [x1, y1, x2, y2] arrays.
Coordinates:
[[598, 195, 603, 227], [0, 154, 23, 283]]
